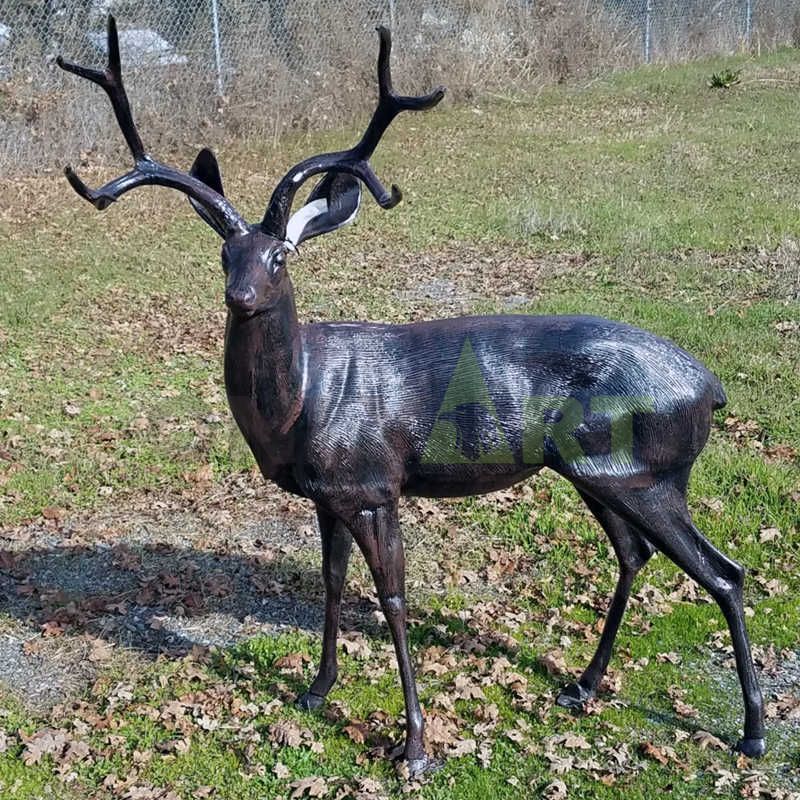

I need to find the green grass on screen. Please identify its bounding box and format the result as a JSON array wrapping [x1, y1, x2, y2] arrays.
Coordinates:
[[2, 50, 798, 524], [0, 48, 799, 799]]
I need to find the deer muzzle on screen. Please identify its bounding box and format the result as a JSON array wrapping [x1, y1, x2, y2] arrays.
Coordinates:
[[225, 285, 257, 316]]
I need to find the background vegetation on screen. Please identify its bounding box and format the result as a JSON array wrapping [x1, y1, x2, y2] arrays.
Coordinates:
[[0, 47, 798, 800]]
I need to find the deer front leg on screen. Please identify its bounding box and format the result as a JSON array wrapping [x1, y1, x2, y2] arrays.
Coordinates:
[[346, 504, 429, 775], [297, 507, 353, 710]]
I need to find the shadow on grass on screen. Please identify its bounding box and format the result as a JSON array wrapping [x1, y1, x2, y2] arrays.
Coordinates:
[[0, 537, 553, 712], [0, 542, 388, 657]]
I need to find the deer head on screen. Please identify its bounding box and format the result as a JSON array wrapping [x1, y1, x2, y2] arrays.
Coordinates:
[[58, 16, 445, 318]]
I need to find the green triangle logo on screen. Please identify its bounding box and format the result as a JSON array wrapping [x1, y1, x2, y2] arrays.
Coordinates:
[[422, 338, 514, 465]]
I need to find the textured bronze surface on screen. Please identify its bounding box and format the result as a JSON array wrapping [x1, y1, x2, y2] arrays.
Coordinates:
[[59, 17, 766, 774]]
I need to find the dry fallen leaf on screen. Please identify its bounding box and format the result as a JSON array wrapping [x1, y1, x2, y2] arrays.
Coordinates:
[[274, 652, 310, 676], [449, 738, 477, 757], [40, 620, 66, 637], [759, 527, 781, 543], [88, 638, 114, 662], [765, 691, 800, 721], [123, 787, 181, 800], [341, 633, 372, 660], [289, 776, 328, 799], [41, 506, 67, 522], [268, 720, 305, 748], [477, 740, 492, 769], [672, 698, 699, 719], [639, 741, 669, 765], [542, 779, 568, 800], [350, 777, 386, 800], [273, 762, 291, 779], [700, 497, 724, 513], [545, 752, 574, 774], [539, 650, 568, 676], [21, 728, 69, 765], [639, 741, 686, 769], [736, 752, 751, 770], [691, 730, 727, 751], [667, 685, 699, 719], [557, 732, 591, 750], [268, 720, 319, 752], [343, 722, 369, 745], [454, 674, 485, 701]]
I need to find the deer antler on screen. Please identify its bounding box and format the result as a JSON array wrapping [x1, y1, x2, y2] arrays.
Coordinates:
[[58, 16, 247, 237], [261, 26, 445, 239]]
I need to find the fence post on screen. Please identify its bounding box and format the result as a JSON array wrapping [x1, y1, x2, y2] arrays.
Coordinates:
[[644, 0, 653, 63], [210, 0, 224, 96], [744, 0, 753, 48]]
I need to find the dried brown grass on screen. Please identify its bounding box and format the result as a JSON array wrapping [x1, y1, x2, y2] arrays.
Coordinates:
[[0, 0, 795, 176]]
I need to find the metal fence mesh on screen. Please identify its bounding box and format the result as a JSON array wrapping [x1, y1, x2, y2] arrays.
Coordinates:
[[0, 1, 797, 172], [1, 1, 463, 84], [2, 1, 796, 84]]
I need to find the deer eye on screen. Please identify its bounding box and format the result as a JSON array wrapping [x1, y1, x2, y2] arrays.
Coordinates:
[[269, 250, 286, 275]]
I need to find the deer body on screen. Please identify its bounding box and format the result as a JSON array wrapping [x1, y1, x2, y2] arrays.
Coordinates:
[[227, 299, 725, 506], [59, 17, 766, 777]]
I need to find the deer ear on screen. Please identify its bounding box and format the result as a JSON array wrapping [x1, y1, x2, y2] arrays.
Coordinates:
[[188, 148, 228, 238], [285, 173, 361, 247]]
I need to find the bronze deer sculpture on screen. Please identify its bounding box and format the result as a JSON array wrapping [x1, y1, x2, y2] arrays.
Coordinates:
[[59, 17, 765, 775]]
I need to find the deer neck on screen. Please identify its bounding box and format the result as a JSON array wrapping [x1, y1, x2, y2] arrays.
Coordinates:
[[224, 282, 305, 467]]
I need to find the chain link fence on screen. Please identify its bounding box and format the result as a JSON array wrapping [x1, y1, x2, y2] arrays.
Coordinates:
[[0, 1, 797, 172], [2, 1, 795, 82], [613, 0, 772, 62]]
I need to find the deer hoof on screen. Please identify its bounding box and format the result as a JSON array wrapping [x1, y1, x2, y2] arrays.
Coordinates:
[[389, 743, 441, 780], [397, 754, 442, 780], [295, 691, 325, 711], [735, 737, 766, 759], [556, 682, 594, 710]]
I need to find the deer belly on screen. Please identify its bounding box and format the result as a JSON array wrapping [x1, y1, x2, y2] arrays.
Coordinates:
[[404, 464, 541, 498]]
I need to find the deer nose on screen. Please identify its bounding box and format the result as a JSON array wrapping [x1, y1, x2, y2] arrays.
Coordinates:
[[225, 285, 257, 314]]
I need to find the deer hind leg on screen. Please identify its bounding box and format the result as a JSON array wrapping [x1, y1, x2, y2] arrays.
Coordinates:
[[557, 491, 654, 710], [297, 507, 353, 711], [593, 479, 766, 757], [345, 503, 430, 775]]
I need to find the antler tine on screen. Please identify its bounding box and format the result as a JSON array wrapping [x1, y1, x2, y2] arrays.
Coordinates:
[[356, 26, 445, 161], [57, 16, 145, 163], [58, 15, 247, 235], [261, 27, 445, 239]]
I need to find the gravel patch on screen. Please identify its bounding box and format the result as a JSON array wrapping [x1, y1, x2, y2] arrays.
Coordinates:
[[0, 622, 98, 713]]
